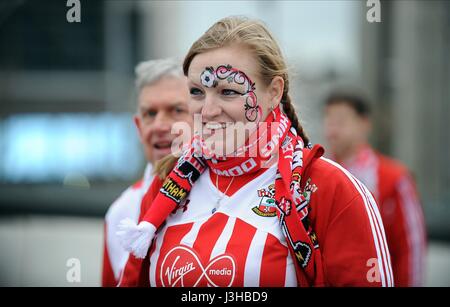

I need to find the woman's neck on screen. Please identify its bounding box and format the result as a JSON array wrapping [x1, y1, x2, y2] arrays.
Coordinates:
[[209, 167, 271, 197]]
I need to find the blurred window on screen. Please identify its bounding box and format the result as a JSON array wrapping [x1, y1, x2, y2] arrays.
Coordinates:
[[0, 113, 142, 183]]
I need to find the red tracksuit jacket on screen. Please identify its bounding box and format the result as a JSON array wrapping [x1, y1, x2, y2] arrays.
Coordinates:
[[336, 145, 427, 286]]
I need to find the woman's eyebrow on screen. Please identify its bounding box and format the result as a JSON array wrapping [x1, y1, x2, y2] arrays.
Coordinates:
[[189, 67, 253, 89]]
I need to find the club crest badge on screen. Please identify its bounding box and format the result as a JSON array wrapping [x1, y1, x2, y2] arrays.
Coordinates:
[[252, 184, 277, 217]]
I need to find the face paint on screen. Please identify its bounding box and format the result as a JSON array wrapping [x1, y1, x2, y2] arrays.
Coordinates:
[[199, 65, 262, 122], [200, 67, 217, 88]]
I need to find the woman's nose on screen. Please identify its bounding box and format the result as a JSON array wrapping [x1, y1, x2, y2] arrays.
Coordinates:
[[201, 96, 222, 120]]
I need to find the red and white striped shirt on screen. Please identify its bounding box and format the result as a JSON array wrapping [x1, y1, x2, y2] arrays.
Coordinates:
[[149, 166, 297, 287]]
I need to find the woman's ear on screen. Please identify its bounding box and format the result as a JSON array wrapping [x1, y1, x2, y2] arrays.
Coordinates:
[[268, 76, 284, 106]]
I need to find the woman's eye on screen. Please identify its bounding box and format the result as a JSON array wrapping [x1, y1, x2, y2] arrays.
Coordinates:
[[222, 89, 241, 96], [190, 87, 203, 96]]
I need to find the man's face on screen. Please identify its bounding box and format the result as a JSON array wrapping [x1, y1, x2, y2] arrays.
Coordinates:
[[134, 76, 192, 164], [323, 102, 370, 158]]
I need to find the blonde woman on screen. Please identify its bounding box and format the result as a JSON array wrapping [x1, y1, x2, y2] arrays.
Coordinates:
[[117, 16, 393, 287]]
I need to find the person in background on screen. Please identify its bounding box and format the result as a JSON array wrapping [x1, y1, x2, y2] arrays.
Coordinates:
[[323, 90, 427, 286], [102, 58, 193, 286]]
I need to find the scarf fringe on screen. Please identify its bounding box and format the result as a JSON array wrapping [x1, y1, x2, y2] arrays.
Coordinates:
[[117, 218, 156, 259]]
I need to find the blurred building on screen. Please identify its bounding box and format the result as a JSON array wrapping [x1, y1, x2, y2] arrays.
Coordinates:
[[360, 0, 450, 241], [0, 0, 449, 286]]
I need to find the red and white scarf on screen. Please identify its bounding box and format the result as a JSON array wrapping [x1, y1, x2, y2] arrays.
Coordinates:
[[118, 106, 325, 286]]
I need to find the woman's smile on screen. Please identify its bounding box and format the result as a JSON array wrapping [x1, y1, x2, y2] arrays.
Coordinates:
[[203, 122, 232, 135]]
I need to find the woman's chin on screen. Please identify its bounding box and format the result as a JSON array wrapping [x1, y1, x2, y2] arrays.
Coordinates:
[[201, 138, 244, 158]]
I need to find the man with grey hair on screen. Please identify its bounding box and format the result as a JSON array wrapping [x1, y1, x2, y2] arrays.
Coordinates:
[[102, 58, 192, 286]]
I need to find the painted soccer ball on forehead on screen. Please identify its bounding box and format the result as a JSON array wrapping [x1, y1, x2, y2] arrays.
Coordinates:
[[200, 67, 217, 88], [199, 64, 262, 122]]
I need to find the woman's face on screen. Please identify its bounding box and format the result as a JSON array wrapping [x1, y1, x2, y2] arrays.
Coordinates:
[[187, 44, 280, 156]]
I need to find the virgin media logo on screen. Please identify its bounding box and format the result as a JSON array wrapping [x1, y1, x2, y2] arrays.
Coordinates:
[[160, 245, 236, 287]]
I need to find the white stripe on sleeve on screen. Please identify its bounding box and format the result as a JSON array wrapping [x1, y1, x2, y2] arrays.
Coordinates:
[[323, 158, 394, 287]]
